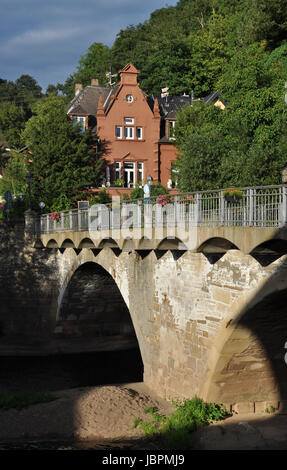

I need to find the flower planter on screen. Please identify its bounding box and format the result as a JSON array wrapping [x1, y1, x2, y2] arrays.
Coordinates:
[[224, 193, 241, 203], [223, 190, 243, 204]]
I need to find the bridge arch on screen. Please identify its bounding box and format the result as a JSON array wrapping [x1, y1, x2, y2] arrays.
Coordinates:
[[60, 238, 76, 249], [77, 238, 95, 249], [156, 237, 187, 251], [197, 237, 239, 254], [201, 266, 287, 412], [46, 239, 59, 248], [98, 238, 120, 249], [55, 259, 144, 379]]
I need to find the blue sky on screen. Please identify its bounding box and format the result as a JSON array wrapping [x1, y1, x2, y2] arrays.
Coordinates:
[[1, 0, 178, 92]]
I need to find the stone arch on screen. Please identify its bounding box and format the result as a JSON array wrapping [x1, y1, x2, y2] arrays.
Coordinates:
[[156, 237, 187, 251], [98, 238, 120, 249], [201, 265, 287, 413], [138, 236, 153, 250], [46, 239, 59, 248], [250, 239, 287, 266], [197, 237, 239, 254], [77, 238, 96, 249], [60, 238, 76, 249], [55, 258, 144, 379]]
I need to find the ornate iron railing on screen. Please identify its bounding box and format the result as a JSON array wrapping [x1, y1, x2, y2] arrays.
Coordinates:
[[37, 185, 287, 234]]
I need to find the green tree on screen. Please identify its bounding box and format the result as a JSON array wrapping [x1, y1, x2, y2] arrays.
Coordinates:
[[45, 84, 58, 95], [0, 102, 27, 149], [15, 74, 42, 98], [0, 150, 27, 196], [75, 42, 112, 87], [22, 96, 103, 211], [174, 42, 287, 191]]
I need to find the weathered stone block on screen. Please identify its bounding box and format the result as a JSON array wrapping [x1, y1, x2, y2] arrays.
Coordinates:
[[232, 402, 255, 414]]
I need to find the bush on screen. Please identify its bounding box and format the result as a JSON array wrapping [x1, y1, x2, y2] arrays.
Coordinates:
[[133, 396, 230, 449], [130, 184, 144, 200], [150, 183, 169, 198], [89, 188, 111, 205]]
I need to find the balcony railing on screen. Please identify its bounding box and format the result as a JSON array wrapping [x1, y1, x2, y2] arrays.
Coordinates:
[[37, 185, 287, 234]]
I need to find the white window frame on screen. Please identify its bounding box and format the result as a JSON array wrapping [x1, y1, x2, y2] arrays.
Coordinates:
[[124, 162, 135, 188], [126, 95, 133, 103], [115, 126, 122, 139], [137, 162, 143, 183], [124, 117, 134, 124], [168, 120, 176, 140], [136, 127, 143, 140], [114, 161, 121, 181], [73, 116, 85, 132], [124, 126, 134, 140]]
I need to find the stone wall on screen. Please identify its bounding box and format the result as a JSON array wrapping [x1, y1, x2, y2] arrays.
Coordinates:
[[0, 220, 60, 339], [1, 220, 287, 412]]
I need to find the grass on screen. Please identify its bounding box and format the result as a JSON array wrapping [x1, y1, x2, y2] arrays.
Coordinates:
[[0, 388, 57, 410], [133, 396, 231, 449]]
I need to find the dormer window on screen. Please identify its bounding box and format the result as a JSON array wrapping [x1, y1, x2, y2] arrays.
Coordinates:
[[73, 116, 85, 133]]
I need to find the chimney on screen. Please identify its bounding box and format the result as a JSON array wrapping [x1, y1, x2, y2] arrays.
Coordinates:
[[75, 82, 83, 96], [91, 77, 99, 86]]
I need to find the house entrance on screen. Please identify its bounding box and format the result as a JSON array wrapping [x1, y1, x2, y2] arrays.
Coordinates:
[[124, 162, 135, 188]]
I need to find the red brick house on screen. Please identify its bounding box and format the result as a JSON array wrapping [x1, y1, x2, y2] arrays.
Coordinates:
[[67, 63, 225, 195]]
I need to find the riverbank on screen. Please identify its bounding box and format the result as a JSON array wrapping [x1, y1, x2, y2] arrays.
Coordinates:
[[0, 382, 172, 448], [0, 381, 287, 450]]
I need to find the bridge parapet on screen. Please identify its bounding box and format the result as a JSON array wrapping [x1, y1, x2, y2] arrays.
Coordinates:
[[30, 185, 287, 254]]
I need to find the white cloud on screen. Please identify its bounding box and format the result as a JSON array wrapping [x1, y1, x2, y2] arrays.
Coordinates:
[[0, 0, 178, 88], [3, 26, 82, 49]]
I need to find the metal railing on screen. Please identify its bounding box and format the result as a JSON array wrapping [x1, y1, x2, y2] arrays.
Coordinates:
[[37, 185, 287, 234]]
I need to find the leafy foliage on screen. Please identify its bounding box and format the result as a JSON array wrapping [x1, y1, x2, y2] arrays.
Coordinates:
[[22, 96, 103, 211], [174, 41, 287, 190], [0, 150, 27, 196], [2, 0, 287, 194], [133, 396, 230, 449]]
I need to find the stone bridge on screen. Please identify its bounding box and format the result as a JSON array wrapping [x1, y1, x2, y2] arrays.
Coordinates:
[[2, 185, 287, 414]]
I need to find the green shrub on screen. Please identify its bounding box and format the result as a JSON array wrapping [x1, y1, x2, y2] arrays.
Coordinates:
[[134, 396, 230, 449], [150, 183, 168, 198], [130, 184, 144, 200]]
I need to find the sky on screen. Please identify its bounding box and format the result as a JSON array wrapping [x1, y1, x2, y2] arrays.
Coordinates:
[[1, 0, 178, 92]]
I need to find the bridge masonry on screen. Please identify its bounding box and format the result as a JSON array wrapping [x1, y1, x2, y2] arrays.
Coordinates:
[[1, 218, 287, 414]]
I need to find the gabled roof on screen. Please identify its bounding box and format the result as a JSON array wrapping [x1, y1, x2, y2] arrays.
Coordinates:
[[118, 63, 140, 74], [67, 85, 116, 115], [156, 90, 225, 119], [156, 95, 192, 119], [202, 90, 222, 104]]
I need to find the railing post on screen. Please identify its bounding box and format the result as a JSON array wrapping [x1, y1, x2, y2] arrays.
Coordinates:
[[137, 200, 142, 228], [248, 188, 254, 226], [69, 210, 73, 230], [78, 210, 81, 231], [46, 214, 50, 233], [61, 212, 64, 232], [219, 191, 224, 225], [195, 193, 201, 226], [281, 186, 287, 226]]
